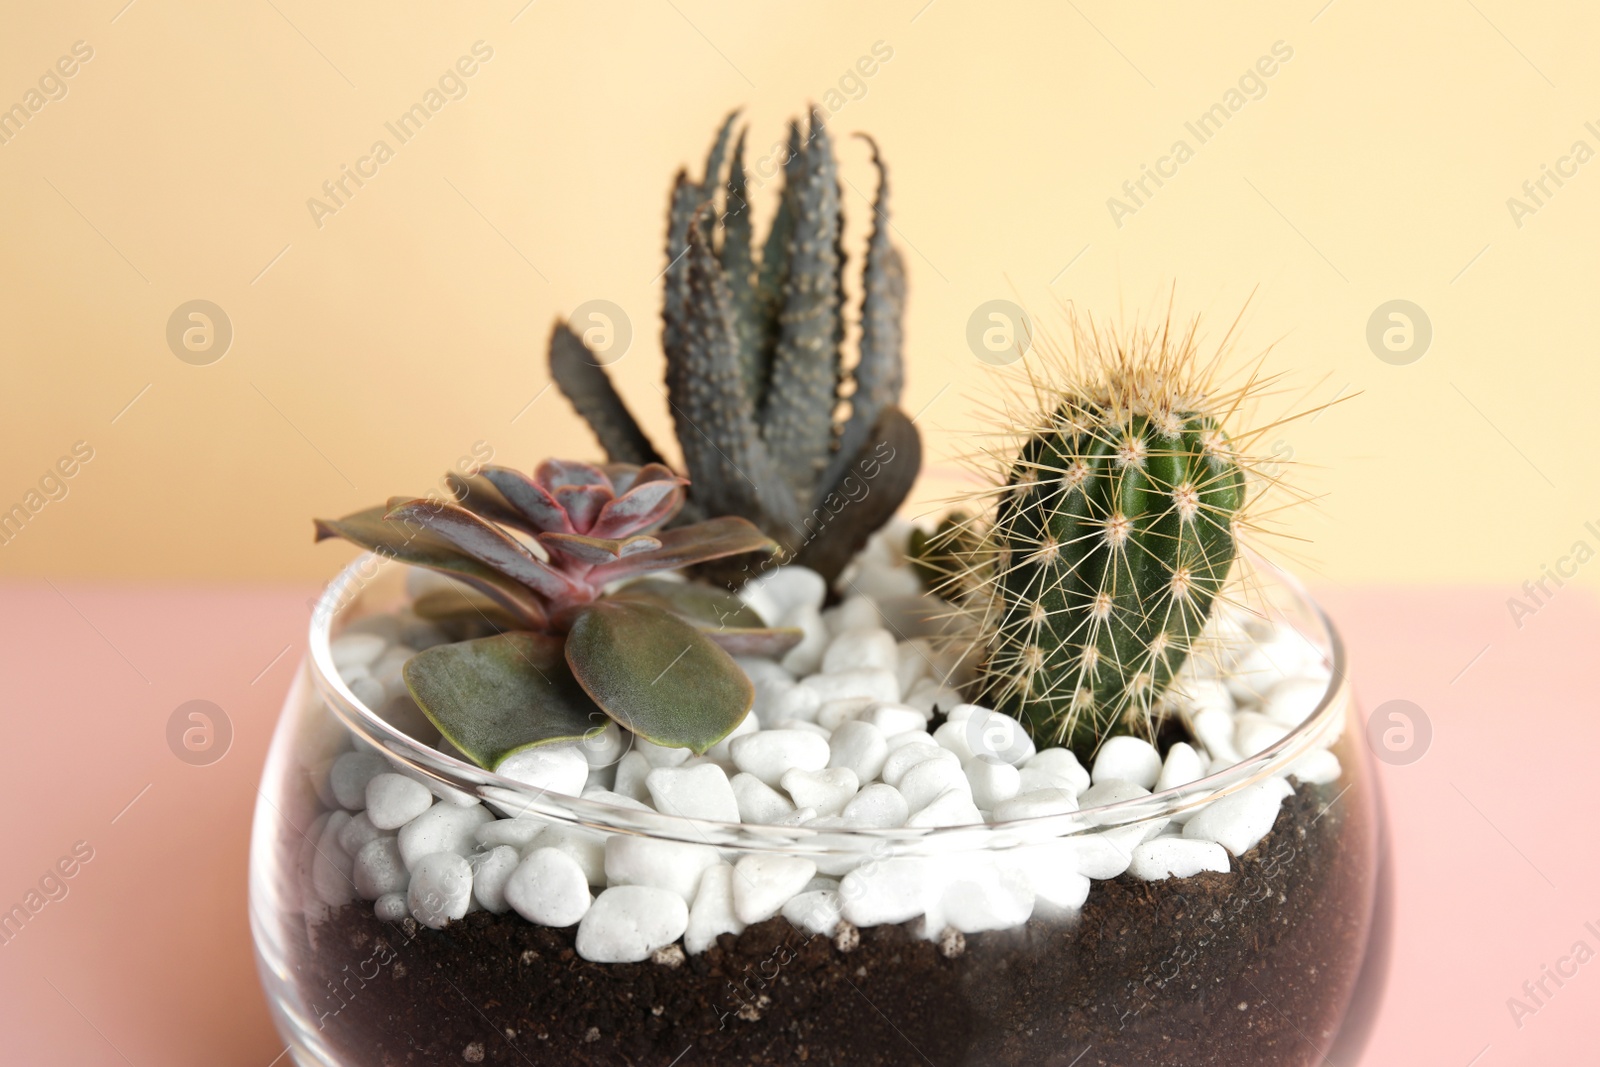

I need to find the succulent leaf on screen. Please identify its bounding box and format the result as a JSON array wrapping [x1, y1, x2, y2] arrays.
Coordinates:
[[445, 470, 541, 535], [552, 484, 610, 533], [384, 500, 580, 602], [608, 576, 766, 629], [548, 322, 665, 468], [589, 473, 685, 539], [792, 406, 922, 582], [477, 466, 573, 533], [402, 632, 607, 769], [537, 532, 663, 566], [313, 507, 547, 627], [537, 458, 611, 491], [565, 600, 752, 755], [587, 516, 779, 584], [720, 129, 763, 405]]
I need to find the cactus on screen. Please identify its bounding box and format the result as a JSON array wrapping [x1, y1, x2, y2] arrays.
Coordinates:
[[549, 109, 921, 584], [939, 314, 1261, 755]]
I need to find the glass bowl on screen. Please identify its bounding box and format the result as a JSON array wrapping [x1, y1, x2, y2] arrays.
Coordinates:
[[250, 554, 1387, 1066]]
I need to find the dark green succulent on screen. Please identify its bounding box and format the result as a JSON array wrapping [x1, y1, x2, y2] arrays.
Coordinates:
[[549, 109, 922, 585], [315, 459, 797, 768]]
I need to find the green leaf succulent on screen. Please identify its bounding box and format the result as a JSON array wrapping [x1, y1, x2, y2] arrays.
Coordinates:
[[316, 459, 794, 768]]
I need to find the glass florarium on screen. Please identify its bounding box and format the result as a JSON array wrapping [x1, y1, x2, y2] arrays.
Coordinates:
[[250, 110, 1388, 1066]]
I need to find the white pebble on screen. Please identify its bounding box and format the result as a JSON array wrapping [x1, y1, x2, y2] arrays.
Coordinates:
[[369, 646, 411, 694], [337, 812, 389, 856], [1171, 675, 1234, 717], [612, 751, 654, 804], [782, 890, 843, 936], [906, 789, 984, 828], [839, 858, 931, 927], [1265, 676, 1326, 725], [1155, 742, 1205, 792], [345, 672, 387, 710], [740, 565, 826, 623], [1091, 736, 1163, 789], [353, 837, 407, 899], [774, 807, 816, 827], [999, 841, 1089, 912], [604, 835, 720, 901], [904, 679, 966, 716], [331, 633, 386, 671], [374, 893, 407, 921], [496, 745, 589, 796], [894, 639, 933, 694], [866, 704, 928, 736], [735, 656, 794, 686], [780, 607, 828, 676], [1235, 715, 1291, 758], [577, 721, 628, 768], [1022, 748, 1090, 794], [634, 738, 692, 768], [828, 720, 889, 782], [684, 863, 744, 954], [576, 886, 689, 963], [822, 595, 881, 637], [940, 706, 1035, 765], [474, 817, 546, 850], [527, 824, 607, 885], [1129, 838, 1231, 881], [802, 669, 900, 705], [1184, 778, 1294, 856], [646, 764, 740, 822], [1193, 707, 1241, 766], [822, 628, 898, 674], [752, 678, 822, 727], [470, 845, 521, 913], [329, 751, 388, 810], [782, 767, 860, 817], [730, 730, 830, 787], [882, 743, 959, 788], [1069, 832, 1136, 879], [1288, 750, 1342, 785], [899, 757, 971, 813], [705, 711, 760, 764], [580, 788, 653, 812], [929, 861, 1034, 934], [815, 697, 876, 732], [1078, 779, 1153, 813], [397, 804, 492, 869], [732, 855, 817, 924], [504, 847, 592, 927], [965, 756, 1021, 809], [730, 773, 796, 824], [993, 788, 1079, 822], [841, 784, 910, 828], [367, 773, 434, 830], [408, 852, 473, 928], [885, 730, 938, 751]]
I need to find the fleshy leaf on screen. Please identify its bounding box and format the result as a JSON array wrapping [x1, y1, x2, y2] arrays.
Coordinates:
[[565, 600, 752, 755], [536, 458, 611, 492], [537, 532, 663, 566], [478, 466, 572, 533], [553, 484, 609, 533], [588, 516, 778, 584], [384, 500, 579, 601], [313, 507, 547, 627], [411, 586, 523, 632], [609, 577, 767, 629], [701, 627, 805, 657], [548, 323, 666, 469], [590, 477, 686, 539], [402, 632, 608, 769], [446, 471, 540, 535], [794, 406, 923, 582]]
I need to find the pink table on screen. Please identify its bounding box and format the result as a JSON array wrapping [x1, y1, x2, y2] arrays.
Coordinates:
[[0, 581, 1592, 1065]]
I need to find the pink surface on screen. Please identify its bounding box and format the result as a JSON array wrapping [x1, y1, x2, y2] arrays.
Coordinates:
[[0, 580, 1594, 1065]]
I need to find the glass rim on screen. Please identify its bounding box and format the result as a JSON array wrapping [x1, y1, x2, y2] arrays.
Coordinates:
[[306, 552, 1349, 857]]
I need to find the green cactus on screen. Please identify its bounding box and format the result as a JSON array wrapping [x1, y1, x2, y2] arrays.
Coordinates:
[[549, 109, 921, 584], [947, 327, 1250, 755]]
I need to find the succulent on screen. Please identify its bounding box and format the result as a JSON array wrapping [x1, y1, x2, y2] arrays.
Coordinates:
[[931, 316, 1265, 756], [549, 109, 922, 585], [315, 459, 797, 767]]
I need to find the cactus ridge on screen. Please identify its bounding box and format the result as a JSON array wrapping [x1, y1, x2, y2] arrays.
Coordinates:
[[930, 309, 1296, 755], [551, 108, 922, 583]]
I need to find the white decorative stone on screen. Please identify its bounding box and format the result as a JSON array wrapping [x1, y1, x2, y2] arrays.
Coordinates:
[[1069, 832, 1137, 880], [684, 863, 744, 954], [839, 858, 931, 927], [906, 789, 984, 828], [527, 824, 608, 885], [822, 595, 882, 637], [1193, 707, 1241, 766], [928, 860, 1034, 934], [1235, 715, 1291, 758], [781, 767, 860, 817], [474, 817, 546, 850], [735, 656, 794, 687], [993, 788, 1079, 822], [1091, 737, 1163, 790], [353, 836, 407, 899], [782, 890, 843, 936], [646, 764, 740, 822], [706, 710, 760, 764], [634, 738, 693, 768], [329, 751, 388, 810], [576, 886, 689, 964], [1288, 749, 1342, 785], [822, 628, 898, 674], [1184, 778, 1295, 856], [965, 756, 1021, 809], [885, 730, 938, 752], [397, 804, 492, 869], [732, 855, 818, 924], [504, 847, 592, 927], [899, 757, 971, 813], [730, 773, 796, 824], [904, 679, 965, 717], [780, 607, 828, 676], [612, 751, 654, 804], [752, 678, 822, 727], [802, 669, 900, 705], [1155, 742, 1205, 792], [469, 845, 521, 913], [366, 777, 435, 831], [408, 852, 474, 928], [866, 704, 928, 736], [373, 893, 407, 921], [941, 707, 1035, 766], [577, 721, 628, 768], [331, 633, 386, 672], [1021, 748, 1090, 794], [1129, 838, 1231, 881], [580, 788, 654, 812], [337, 812, 389, 856], [496, 745, 589, 797], [740, 565, 827, 624], [894, 639, 933, 694], [998, 841, 1089, 911], [881, 743, 959, 788], [816, 697, 876, 732], [604, 835, 720, 901], [1264, 676, 1326, 726], [730, 730, 830, 787], [841, 784, 910, 829], [828, 720, 889, 782]]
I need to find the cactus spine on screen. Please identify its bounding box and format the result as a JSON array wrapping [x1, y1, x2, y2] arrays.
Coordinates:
[[942, 316, 1259, 755]]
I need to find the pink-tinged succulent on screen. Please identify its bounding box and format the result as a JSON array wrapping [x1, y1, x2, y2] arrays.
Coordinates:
[[314, 459, 799, 770]]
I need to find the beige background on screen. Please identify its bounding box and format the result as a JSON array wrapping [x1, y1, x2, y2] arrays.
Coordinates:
[[1, 1, 1595, 590]]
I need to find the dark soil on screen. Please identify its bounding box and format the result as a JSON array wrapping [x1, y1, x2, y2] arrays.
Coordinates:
[[298, 782, 1376, 1067]]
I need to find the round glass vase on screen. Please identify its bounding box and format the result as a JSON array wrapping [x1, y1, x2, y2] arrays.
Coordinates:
[[250, 555, 1388, 1067]]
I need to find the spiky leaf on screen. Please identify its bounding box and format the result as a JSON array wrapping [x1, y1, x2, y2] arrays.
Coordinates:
[[565, 600, 751, 754], [793, 406, 922, 582], [548, 323, 665, 467], [402, 632, 607, 769]]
